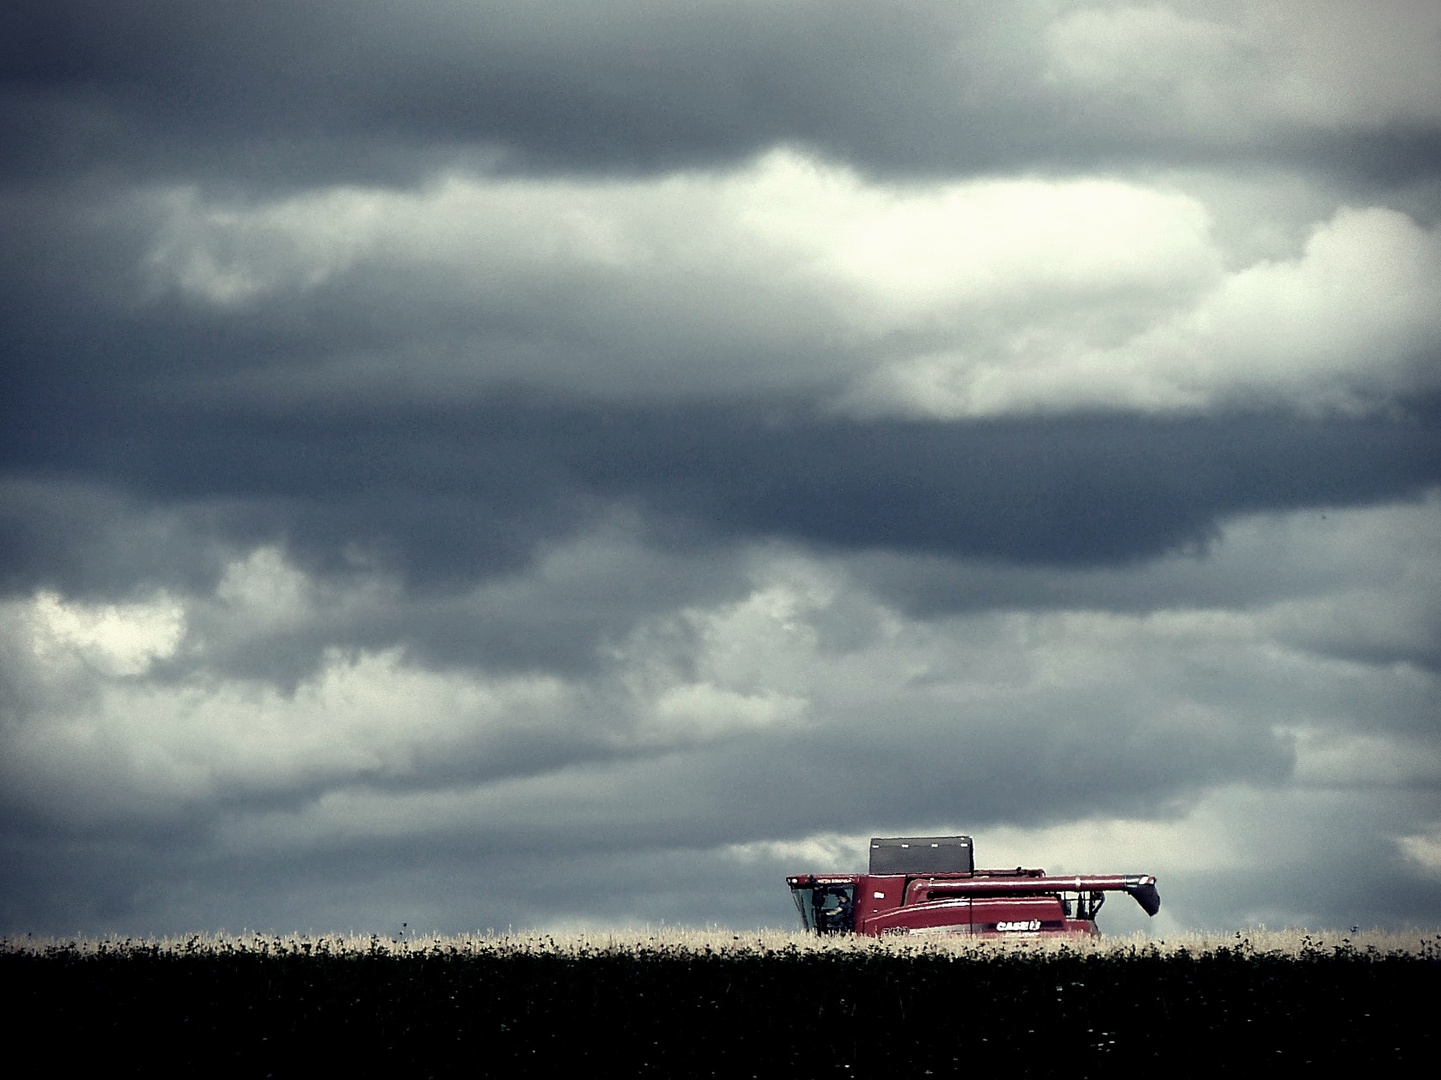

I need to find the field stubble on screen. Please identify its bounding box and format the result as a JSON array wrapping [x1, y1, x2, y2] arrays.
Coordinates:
[[7, 923, 1439, 958]]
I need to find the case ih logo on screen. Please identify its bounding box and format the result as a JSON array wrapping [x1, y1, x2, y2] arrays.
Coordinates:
[[994, 920, 1043, 932]]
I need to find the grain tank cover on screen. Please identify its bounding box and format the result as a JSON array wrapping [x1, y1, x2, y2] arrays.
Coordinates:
[[869, 835, 974, 875]]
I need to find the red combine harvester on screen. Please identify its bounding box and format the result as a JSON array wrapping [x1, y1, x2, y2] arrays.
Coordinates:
[[787, 835, 1160, 937]]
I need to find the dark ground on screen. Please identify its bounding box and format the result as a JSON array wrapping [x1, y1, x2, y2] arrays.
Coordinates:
[[6, 939, 1437, 1076]]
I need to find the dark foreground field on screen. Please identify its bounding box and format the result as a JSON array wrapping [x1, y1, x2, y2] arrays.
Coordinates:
[[6, 932, 1438, 1076]]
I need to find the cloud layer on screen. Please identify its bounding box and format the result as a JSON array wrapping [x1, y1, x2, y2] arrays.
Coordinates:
[[2, 1, 1438, 936]]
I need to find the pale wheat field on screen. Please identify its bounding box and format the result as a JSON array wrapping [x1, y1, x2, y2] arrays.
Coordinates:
[[7, 923, 1439, 958]]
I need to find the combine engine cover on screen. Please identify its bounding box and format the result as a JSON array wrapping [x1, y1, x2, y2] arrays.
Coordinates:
[[787, 836, 1160, 937], [869, 836, 974, 875]]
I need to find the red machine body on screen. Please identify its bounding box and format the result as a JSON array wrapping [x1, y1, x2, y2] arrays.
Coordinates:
[[787, 836, 1160, 937]]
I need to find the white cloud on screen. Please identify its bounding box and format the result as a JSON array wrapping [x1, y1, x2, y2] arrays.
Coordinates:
[[1157, 206, 1441, 409], [143, 186, 385, 306], [4, 644, 578, 819], [746, 163, 1220, 321], [1397, 830, 1441, 881], [136, 150, 1441, 417], [850, 204, 1441, 416], [642, 683, 810, 744], [719, 833, 871, 872], [213, 546, 315, 626], [25, 589, 184, 678]]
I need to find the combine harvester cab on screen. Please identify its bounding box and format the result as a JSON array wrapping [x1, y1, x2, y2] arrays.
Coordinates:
[[787, 836, 1160, 938]]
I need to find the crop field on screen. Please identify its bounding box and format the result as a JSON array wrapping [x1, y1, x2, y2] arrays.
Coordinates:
[[6, 928, 1439, 1076]]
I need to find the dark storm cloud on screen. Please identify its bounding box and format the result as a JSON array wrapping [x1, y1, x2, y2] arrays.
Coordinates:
[[5, 396, 1438, 599], [0, 0, 1020, 183], [4, 1, 1437, 193], [0, 819, 799, 935]]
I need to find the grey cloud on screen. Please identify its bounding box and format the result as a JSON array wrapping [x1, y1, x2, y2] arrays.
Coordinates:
[[1160, 790, 1441, 931], [4, 1, 1437, 194], [5, 400, 1436, 601], [0, 691, 1296, 936], [0, 1, 1020, 183]]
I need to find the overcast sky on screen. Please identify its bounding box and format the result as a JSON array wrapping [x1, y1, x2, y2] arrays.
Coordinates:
[[3, 1, 1439, 939]]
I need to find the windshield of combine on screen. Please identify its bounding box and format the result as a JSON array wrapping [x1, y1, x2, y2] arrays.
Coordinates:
[[791, 883, 855, 933]]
